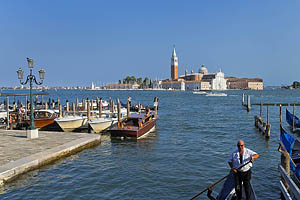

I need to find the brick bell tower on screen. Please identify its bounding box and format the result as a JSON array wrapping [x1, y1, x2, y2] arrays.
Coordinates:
[[171, 47, 178, 80]]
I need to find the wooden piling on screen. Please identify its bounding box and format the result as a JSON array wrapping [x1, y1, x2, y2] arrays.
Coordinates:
[[6, 96, 9, 129], [281, 150, 290, 191], [247, 95, 251, 112], [117, 98, 121, 122], [99, 99, 102, 118], [45, 102, 48, 117], [57, 98, 60, 109], [87, 100, 91, 121], [127, 99, 130, 118], [66, 100, 69, 112], [25, 96, 28, 116], [52, 101, 55, 109], [242, 93, 245, 106], [59, 104, 62, 118], [76, 98, 79, 111], [280, 104, 282, 126], [154, 97, 158, 118], [72, 102, 75, 116]]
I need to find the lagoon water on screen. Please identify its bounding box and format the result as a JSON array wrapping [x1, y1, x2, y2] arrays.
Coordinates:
[[1, 88, 299, 199]]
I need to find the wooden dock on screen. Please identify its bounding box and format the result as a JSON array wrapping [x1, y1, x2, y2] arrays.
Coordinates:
[[0, 130, 100, 185]]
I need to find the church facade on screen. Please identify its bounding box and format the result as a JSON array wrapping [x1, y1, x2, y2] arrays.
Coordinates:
[[161, 48, 227, 91]]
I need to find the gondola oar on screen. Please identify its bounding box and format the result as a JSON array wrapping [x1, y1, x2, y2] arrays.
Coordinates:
[[189, 160, 253, 200]]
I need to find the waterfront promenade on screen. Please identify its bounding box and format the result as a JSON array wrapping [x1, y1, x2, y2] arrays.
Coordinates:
[[0, 130, 100, 185]]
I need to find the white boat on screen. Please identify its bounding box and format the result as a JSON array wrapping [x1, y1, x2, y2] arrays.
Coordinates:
[[88, 117, 117, 133], [206, 92, 227, 96], [192, 91, 207, 95], [54, 115, 87, 132]]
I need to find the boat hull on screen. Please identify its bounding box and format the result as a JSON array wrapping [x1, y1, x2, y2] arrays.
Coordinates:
[[110, 118, 157, 139], [25, 118, 55, 129], [55, 117, 85, 132], [88, 118, 116, 133]]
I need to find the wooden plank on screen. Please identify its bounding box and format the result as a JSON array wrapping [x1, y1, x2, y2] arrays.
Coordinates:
[[280, 180, 293, 200], [279, 165, 300, 199]]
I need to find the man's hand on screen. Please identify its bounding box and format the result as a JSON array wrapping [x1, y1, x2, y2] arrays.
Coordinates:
[[232, 168, 237, 173]]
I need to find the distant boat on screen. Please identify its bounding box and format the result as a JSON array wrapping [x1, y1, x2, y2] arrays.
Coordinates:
[[192, 91, 207, 95], [109, 113, 157, 139], [206, 92, 227, 97], [286, 108, 300, 128]]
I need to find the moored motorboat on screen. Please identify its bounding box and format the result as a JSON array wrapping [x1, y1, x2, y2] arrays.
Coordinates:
[[109, 113, 157, 139], [25, 109, 57, 129], [54, 115, 87, 132], [88, 117, 117, 133]]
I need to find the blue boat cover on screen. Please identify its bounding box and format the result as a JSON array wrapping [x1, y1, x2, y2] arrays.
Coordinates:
[[286, 109, 300, 128], [280, 125, 300, 179], [280, 125, 295, 155]]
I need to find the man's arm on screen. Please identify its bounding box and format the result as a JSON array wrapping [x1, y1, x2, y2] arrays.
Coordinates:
[[250, 153, 259, 162], [228, 162, 237, 173]]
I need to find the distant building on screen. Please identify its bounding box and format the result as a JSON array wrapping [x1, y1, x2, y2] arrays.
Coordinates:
[[171, 48, 178, 80], [162, 48, 227, 91], [105, 83, 140, 90], [226, 77, 263, 90]]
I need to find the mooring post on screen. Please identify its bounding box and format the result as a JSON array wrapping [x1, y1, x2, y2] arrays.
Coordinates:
[[52, 101, 55, 109], [242, 93, 245, 106], [293, 104, 295, 132], [76, 97, 79, 111], [87, 100, 91, 121], [112, 99, 115, 117], [45, 102, 48, 117], [59, 104, 62, 118], [13, 101, 16, 112], [281, 150, 290, 191], [66, 100, 69, 112], [6, 96, 9, 129], [117, 98, 121, 122], [72, 102, 75, 116], [25, 96, 28, 116], [99, 99, 102, 118], [127, 99, 130, 118], [154, 97, 158, 118], [247, 95, 251, 112], [266, 105, 270, 138], [41, 95, 44, 105], [280, 104, 282, 127], [267, 105, 269, 125], [81, 99, 85, 111]]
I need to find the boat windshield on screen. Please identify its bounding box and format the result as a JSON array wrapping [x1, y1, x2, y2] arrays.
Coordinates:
[[123, 118, 139, 126]]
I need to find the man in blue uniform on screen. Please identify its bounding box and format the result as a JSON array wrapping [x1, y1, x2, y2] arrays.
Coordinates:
[[228, 140, 259, 200]]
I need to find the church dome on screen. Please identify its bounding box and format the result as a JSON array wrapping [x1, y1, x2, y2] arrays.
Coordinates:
[[199, 64, 208, 74]]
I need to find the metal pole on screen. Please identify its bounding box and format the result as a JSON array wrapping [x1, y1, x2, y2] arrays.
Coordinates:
[[280, 104, 282, 126], [29, 69, 36, 130]]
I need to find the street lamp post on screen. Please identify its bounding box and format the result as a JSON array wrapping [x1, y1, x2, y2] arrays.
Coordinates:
[[17, 58, 45, 139]]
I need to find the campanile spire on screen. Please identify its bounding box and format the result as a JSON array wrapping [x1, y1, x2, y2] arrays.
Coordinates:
[[171, 46, 178, 80]]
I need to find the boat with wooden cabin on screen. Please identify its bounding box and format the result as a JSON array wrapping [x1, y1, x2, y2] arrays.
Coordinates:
[[109, 113, 157, 139], [25, 109, 57, 129]]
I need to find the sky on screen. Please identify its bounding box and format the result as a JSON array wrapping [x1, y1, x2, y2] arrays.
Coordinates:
[[0, 0, 300, 87]]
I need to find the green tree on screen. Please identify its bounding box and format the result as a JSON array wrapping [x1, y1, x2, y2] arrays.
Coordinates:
[[137, 77, 142, 85]]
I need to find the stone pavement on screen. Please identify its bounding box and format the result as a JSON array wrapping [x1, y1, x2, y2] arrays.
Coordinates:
[[0, 130, 101, 185]]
